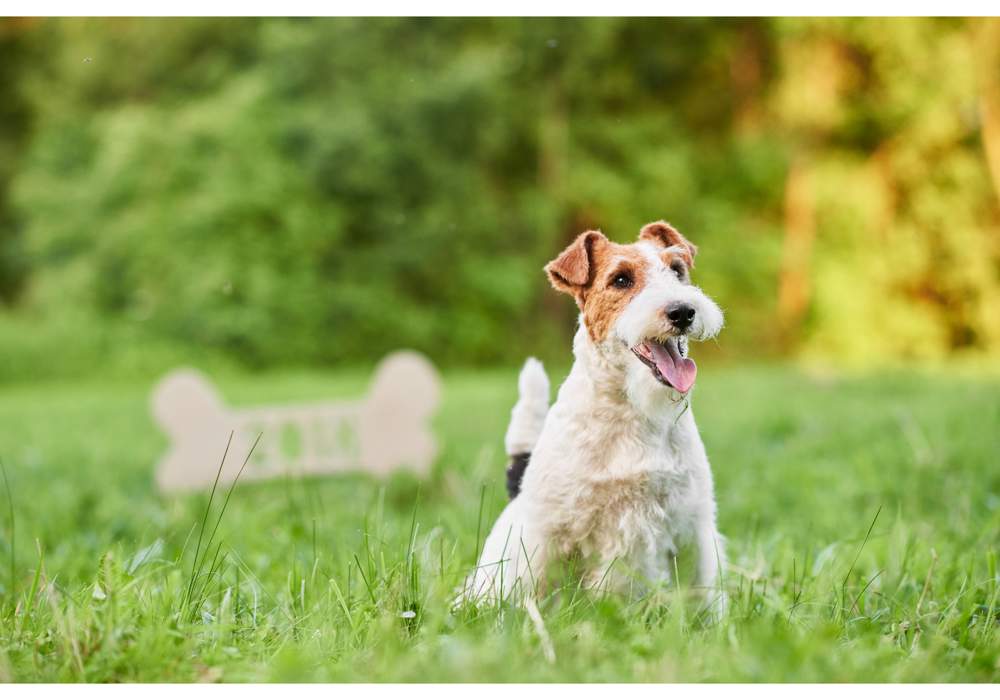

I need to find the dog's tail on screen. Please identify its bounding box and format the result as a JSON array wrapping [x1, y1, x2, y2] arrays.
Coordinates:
[[504, 357, 550, 499]]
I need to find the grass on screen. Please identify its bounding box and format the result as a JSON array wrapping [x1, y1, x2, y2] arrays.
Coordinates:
[[0, 364, 997, 682]]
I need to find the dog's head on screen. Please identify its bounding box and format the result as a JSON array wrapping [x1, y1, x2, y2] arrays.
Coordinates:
[[545, 221, 723, 397]]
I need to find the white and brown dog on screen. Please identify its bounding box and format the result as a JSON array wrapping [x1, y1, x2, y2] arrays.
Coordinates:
[[463, 221, 727, 616]]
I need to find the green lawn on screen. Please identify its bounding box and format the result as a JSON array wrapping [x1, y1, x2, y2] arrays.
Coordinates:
[[0, 365, 997, 682]]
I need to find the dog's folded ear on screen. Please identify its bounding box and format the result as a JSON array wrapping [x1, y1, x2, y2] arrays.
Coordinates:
[[545, 230, 607, 305], [639, 221, 698, 268]]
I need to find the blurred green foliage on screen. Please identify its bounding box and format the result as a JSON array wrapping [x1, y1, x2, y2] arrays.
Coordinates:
[[1, 18, 998, 380]]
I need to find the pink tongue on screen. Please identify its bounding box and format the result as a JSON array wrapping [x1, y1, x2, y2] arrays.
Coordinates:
[[649, 341, 697, 393]]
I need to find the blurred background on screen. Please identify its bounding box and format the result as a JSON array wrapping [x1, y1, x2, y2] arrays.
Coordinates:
[[0, 18, 999, 682], [1, 17, 999, 381]]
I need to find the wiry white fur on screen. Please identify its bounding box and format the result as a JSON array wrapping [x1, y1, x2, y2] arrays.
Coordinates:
[[462, 242, 727, 617], [615, 242, 724, 348]]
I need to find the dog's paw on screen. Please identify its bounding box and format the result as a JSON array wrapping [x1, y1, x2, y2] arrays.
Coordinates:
[[704, 589, 728, 622]]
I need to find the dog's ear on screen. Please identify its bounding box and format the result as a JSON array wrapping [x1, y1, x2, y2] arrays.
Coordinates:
[[545, 230, 607, 305], [639, 221, 698, 268]]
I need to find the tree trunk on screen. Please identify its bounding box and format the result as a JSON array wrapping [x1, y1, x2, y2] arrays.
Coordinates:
[[777, 157, 816, 349], [974, 18, 1000, 207]]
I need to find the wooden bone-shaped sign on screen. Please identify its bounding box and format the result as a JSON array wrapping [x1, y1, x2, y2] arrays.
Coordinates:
[[152, 351, 441, 493]]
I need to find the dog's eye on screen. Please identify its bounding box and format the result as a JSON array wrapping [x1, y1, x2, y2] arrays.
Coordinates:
[[670, 261, 686, 279], [611, 273, 633, 289]]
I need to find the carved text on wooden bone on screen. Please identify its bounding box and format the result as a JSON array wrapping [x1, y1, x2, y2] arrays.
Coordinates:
[[152, 351, 441, 493]]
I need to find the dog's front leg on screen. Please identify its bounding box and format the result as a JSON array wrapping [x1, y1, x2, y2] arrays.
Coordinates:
[[463, 497, 549, 605], [694, 510, 727, 619]]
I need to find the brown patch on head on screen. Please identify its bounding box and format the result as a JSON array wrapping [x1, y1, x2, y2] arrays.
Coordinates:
[[639, 221, 698, 269], [659, 250, 691, 284], [545, 230, 653, 343]]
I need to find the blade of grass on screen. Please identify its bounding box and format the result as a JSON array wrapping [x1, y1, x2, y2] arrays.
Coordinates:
[[190, 542, 227, 618], [850, 569, 884, 615], [1, 457, 14, 603], [18, 539, 43, 634], [183, 432, 234, 612], [329, 575, 357, 636], [473, 483, 487, 566], [842, 504, 882, 609], [353, 553, 377, 605], [197, 433, 262, 568], [187, 433, 261, 620]]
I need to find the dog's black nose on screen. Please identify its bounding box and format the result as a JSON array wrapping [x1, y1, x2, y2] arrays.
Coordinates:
[[666, 302, 696, 331]]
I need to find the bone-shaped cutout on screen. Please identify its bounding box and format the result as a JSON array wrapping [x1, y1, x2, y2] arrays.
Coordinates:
[[152, 351, 441, 493]]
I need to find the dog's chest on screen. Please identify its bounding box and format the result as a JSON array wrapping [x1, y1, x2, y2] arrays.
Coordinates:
[[552, 432, 700, 560]]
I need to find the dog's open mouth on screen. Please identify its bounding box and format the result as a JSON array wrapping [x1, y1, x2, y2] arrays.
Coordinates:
[[631, 338, 697, 394]]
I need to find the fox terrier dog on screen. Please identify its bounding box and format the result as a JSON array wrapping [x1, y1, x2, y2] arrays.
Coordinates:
[[463, 221, 727, 616]]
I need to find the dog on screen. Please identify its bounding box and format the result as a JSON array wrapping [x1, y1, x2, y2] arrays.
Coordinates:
[[462, 221, 727, 617]]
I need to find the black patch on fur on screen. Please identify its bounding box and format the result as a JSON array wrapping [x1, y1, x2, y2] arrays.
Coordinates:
[[506, 452, 530, 500]]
